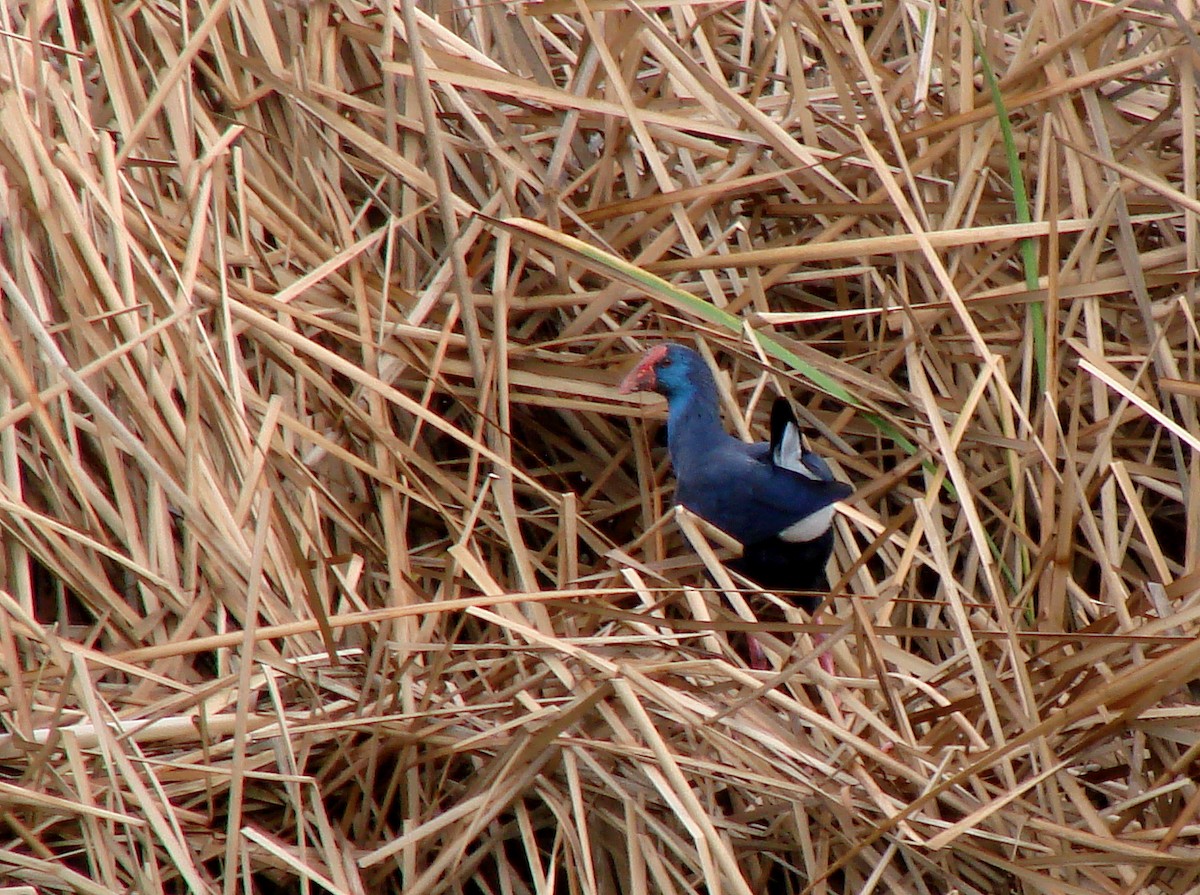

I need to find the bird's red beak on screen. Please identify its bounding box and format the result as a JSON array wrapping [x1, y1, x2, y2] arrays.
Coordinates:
[[619, 345, 669, 394], [619, 361, 655, 394]]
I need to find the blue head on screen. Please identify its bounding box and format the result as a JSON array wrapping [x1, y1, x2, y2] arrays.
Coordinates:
[[618, 344, 715, 401], [620, 344, 726, 463]]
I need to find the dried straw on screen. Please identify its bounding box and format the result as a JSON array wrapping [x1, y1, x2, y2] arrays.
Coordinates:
[[0, 0, 1197, 892]]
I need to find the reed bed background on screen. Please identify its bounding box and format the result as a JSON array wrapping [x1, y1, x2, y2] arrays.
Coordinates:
[[0, 0, 1197, 892]]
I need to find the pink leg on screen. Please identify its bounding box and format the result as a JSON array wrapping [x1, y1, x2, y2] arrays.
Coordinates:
[[747, 633, 769, 670], [747, 614, 834, 674], [813, 612, 835, 676]]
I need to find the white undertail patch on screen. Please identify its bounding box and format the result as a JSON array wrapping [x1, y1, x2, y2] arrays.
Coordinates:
[[772, 421, 820, 480], [778, 505, 836, 543]]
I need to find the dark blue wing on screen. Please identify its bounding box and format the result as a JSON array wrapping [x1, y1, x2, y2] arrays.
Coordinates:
[[675, 439, 850, 547]]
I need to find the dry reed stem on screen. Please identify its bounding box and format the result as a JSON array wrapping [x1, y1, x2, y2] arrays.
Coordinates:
[[0, 0, 1197, 893]]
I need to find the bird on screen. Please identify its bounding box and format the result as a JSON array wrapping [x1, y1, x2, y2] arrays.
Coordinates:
[[619, 342, 852, 614]]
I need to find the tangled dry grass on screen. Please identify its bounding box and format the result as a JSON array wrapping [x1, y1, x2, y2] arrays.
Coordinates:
[[0, 0, 1198, 892]]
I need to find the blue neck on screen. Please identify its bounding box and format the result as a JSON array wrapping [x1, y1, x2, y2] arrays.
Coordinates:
[[667, 386, 729, 470]]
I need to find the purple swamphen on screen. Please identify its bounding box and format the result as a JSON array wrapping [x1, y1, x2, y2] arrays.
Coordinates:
[[620, 342, 851, 631]]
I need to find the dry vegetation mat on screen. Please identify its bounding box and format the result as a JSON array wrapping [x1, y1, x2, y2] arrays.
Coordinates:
[[0, 0, 1198, 892]]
